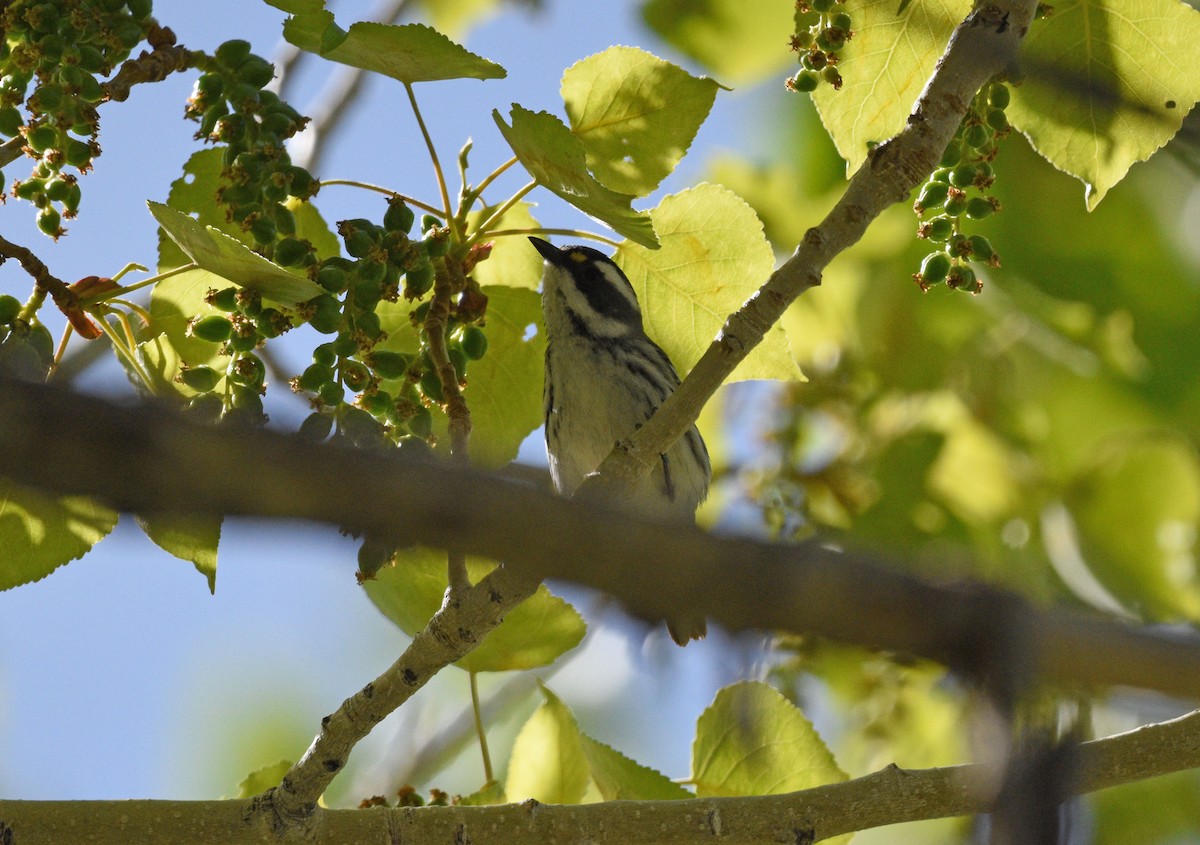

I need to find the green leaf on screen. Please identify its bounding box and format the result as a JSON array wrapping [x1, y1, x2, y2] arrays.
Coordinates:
[[235, 760, 293, 799], [286, 197, 341, 262], [461, 286, 546, 468], [415, 0, 502, 38], [812, 0, 970, 175], [580, 734, 691, 800], [362, 549, 585, 672], [1007, 0, 1200, 208], [562, 46, 721, 197], [159, 149, 249, 272], [148, 202, 324, 306], [614, 183, 802, 382], [1065, 434, 1200, 620], [493, 105, 658, 248], [457, 779, 507, 806], [641, 0, 796, 85], [692, 681, 847, 798], [505, 686, 591, 804], [0, 481, 118, 590], [282, 9, 505, 83], [135, 512, 222, 592], [466, 203, 543, 290]]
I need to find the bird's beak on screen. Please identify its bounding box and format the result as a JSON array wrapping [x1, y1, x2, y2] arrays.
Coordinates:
[[528, 236, 565, 266]]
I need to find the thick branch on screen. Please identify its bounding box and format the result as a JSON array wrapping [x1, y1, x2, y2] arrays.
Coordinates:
[[585, 0, 1038, 495], [3, 709, 1199, 844], [3, 377, 1200, 702]]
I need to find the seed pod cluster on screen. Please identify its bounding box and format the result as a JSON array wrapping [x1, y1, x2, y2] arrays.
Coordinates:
[[786, 0, 853, 94]]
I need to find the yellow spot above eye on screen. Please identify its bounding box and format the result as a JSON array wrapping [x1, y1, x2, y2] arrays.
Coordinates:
[[568, 251, 588, 263]]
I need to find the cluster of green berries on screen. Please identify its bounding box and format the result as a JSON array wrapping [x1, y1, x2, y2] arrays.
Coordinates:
[[178, 283, 295, 427], [0, 293, 55, 380], [0, 0, 154, 237], [289, 203, 490, 447], [786, 0, 853, 93], [911, 82, 1012, 294], [184, 39, 315, 262]]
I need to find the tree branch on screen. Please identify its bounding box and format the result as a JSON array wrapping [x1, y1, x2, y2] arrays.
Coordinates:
[[3, 376, 1200, 703], [3, 708, 1199, 844], [583, 0, 1038, 498]]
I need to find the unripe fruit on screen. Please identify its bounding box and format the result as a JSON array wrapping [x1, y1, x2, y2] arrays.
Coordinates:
[[419, 370, 443, 402], [0, 294, 21, 324], [208, 287, 239, 312], [920, 252, 951, 285], [404, 264, 434, 299], [369, 350, 409, 379], [318, 380, 343, 405], [344, 229, 374, 258], [341, 360, 371, 391], [297, 362, 334, 392], [37, 207, 61, 237], [408, 405, 432, 437], [180, 365, 220, 392], [318, 265, 347, 293], [274, 237, 308, 267], [965, 196, 996, 219], [189, 314, 233, 342], [215, 40, 252, 70], [790, 71, 819, 93], [298, 411, 334, 442], [383, 198, 415, 233], [949, 164, 977, 188], [308, 294, 342, 334], [916, 181, 949, 211], [925, 216, 954, 242], [967, 234, 995, 262], [461, 326, 488, 360], [943, 192, 967, 217], [987, 82, 1010, 109]]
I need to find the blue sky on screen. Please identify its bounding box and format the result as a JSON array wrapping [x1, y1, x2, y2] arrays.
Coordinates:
[[0, 0, 793, 802]]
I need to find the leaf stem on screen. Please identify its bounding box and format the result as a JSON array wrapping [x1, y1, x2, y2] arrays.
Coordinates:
[[462, 156, 518, 214], [82, 263, 197, 303], [94, 316, 152, 389], [404, 82, 453, 223], [487, 228, 621, 248], [466, 181, 536, 246], [318, 179, 445, 217], [469, 670, 494, 784]]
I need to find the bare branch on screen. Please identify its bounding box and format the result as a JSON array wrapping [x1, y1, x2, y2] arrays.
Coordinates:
[[2, 709, 1199, 844]]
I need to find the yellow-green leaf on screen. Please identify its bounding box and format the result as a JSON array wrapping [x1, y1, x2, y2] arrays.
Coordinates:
[[493, 105, 658, 248], [1065, 434, 1200, 619], [135, 512, 222, 592], [562, 46, 721, 197], [0, 481, 118, 590], [466, 202, 543, 290], [505, 686, 590, 804], [580, 734, 691, 800], [362, 549, 585, 672], [641, 0, 795, 85], [148, 202, 323, 306], [235, 760, 293, 799], [614, 183, 802, 382], [692, 682, 847, 822], [1008, 0, 1200, 208], [812, 0, 970, 175], [283, 8, 505, 83]]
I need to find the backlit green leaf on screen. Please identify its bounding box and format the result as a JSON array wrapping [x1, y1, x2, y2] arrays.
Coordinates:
[[466, 202, 543, 290], [1007, 0, 1200, 208], [494, 105, 658, 248], [641, 0, 795, 85], [580, 734, 691, 800], [505, 686, 590, 804], [283, 8, 505, 83], [136, 512, 222, 592], [562, 46, 721, 197], [692, 682, 847, 813], [812, 0, 970, 175], [0, 481, 118, 590], [614, 183, 801, 382], [149, 202, 323, 306]]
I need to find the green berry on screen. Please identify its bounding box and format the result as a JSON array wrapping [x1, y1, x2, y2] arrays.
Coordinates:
[[965, 196, 996, 219], [811, 0, 834, 11], [180, 365, 221, 392], [0, 106, 23, 137], [987, 82, 1010, 109], [408, 405, 432, 438], [943, 192, 967, 217], [313, 342, 337, 368], [298, 362, 334, 392], [340, 405, 384, 447], [949, 164, 977, 188], [822, 67, 843, 89], [420, 214, 440, 233], [419, 370, 443, 402], [318, 265, 347, 293], [26, 124, 57, 152], [790, 71, 819, 93], [353, 309, 382, 341], [368, 350, 409, 380], [939, 142, 962, 168], [185, 393, 224, 422], [930, 167, 953, 184], [308, 294, 342, 335], [250, 216, 277, 245], [925, 216, 954, 242], [986, 108, 1009, 132], [231, 353, 266, 388], [949, 265, 979, 293], [460, 326, 488, 360], [964, 123, 990, 149], [332, 333, 358, 357], [424, 232, 450, 258], [208, 287, 239, 312], [236, 58, 274, 89], [916, 181, 949, 212], [298, 411, 334, 442], [404, 264, 434, 299], [318, 380, 343, 406], [274, 237, 308, 267], [189, 314, 233, 342], [0, 294, 23, 324], [36, 207, 61, 237], [967, 234, 995, 262], [344, 230, 374, 259], [920, 252, 951, 286], [383, 198, 415, 233], [64, 137, 93, 167], [215, 40, 252, 70]]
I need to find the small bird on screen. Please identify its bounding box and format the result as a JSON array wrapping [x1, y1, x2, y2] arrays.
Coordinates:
[[530, 236, 711, 644]]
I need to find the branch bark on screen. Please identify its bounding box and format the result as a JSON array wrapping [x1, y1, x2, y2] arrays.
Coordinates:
[[3, 708, 1199, 844], [3, 375, 1200, 703]]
